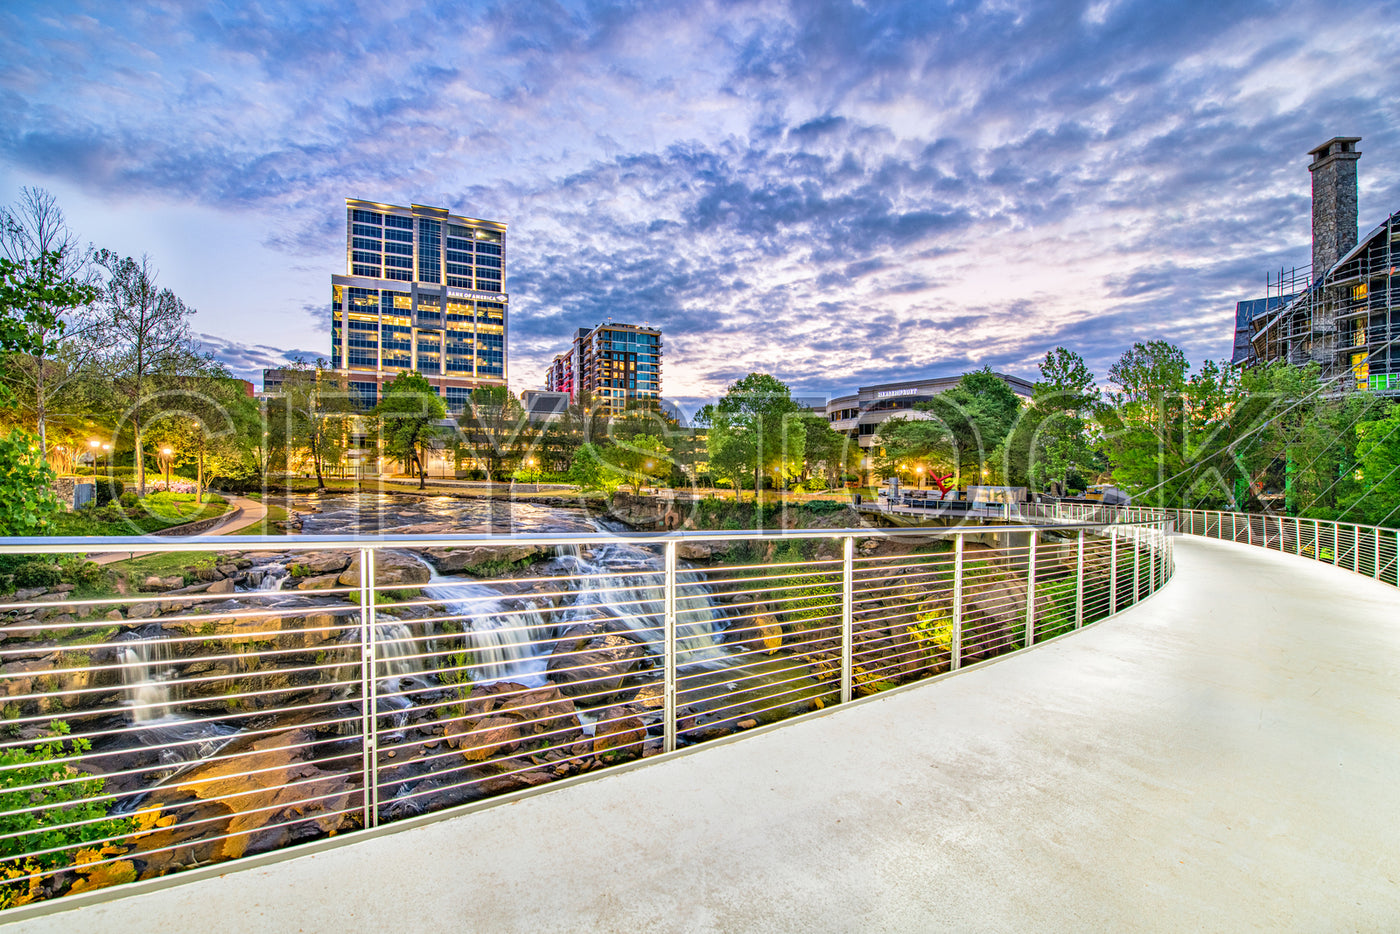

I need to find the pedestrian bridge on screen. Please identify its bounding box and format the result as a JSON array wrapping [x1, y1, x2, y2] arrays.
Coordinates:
[[11, 534, 1400, 932]]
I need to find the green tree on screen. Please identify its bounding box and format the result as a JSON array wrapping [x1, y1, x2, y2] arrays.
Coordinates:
[[458, 385, 529, 480], [95, 251, 198, 495], [873, 414, 957, 487], [1010, 347, 1102, 493], [0, 430, 60, 534], [797, 413, 856, 490], [374, 371, 447, 488], [705, 373, 805, 500], [1340, 403, 1400, 526], [0, 189, 106, 461], [277, 359, 353, 489]]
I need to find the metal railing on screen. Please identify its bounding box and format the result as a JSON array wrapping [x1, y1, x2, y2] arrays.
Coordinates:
[[0, 518, 1171, 910], [1015, 501, 1400, 589]]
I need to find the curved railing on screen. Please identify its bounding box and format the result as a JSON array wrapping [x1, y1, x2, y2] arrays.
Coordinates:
[[1019, 502, 1399, 586], [0, 517, 1171, 913]]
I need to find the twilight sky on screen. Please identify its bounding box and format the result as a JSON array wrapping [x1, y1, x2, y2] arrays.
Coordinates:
[[3, 0, 1399, 416]]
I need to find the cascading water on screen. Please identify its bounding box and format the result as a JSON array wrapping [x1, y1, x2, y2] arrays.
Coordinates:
[[421, 571, 555, 686], [117, 631, 181, 723], [556, 543, 728, 665], [256, 563, 289, 592]]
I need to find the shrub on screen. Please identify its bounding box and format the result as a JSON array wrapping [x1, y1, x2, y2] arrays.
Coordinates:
[[118, 492, 138, 509], [0, 431, 61, 535], [10, 561, 61, 590], [57, 556, 102, 589], [94, 479, 123, 507], [0, 721, 135, 906]]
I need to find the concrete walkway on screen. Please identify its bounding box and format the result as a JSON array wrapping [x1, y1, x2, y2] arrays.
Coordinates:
[[13, 536, 1400, 932], [88, 496, 269, 565]]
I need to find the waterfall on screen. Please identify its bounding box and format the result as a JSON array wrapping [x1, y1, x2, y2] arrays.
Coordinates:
[[117, 630, 181, 723], [558, 543, 727, 665], [375, 621, 424, 680], [256, 564, 289, 592], [421, 572, 556, 686]]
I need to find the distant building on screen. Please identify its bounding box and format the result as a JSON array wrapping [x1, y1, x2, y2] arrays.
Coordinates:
[[1231, 295, 1295, 366], [544, 322, 662, 415], [261, 367, 294, 396], [520, 389, 571, 423], [330, 198, 508, 412], [1248, 138, 1400, 394], [824, 372, 1033, 481]]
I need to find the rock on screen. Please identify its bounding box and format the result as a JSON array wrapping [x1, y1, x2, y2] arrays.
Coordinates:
[[295, 574, 341, 591], [13, 587, 47, 601], [142, 575, 185, 592], [592, 707, 646, 759], [337, 553, 430, 588], [676, 542, 713, 561], [724, 613, 784, 656], [545, 623, 647, 703], [737, 718, 758, 729], [125, 601, 159, 620], [50, 583, 76, 594], [631, 681, 664, 708], [105, 609, 125, 621], [420, 545, 546, 574], [206, 578, 235, 595], [295, 552, 352, 576], [216, 563, 241, 578], [68, 859, 138, 894], [455, 715, 523, 762]]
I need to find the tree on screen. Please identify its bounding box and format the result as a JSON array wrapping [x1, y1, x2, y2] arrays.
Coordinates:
[[1009, 347, 1102, 493], [0, 430, 61, 534], [705, 373, 805, 500], [797, 413, 857, 490], [374, 371, 447, 488], [873, 414, 958, 487], [0, 189, 105, 460], [143, 365, 265, 500], [95, 252, 197, 495], [277, 359, 352, 489], [1340, 403, 1400, 526], [458, 385, 529, 480]]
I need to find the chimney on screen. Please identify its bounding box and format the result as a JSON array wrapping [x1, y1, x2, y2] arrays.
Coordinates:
[[1308, 136, 1361, 274]]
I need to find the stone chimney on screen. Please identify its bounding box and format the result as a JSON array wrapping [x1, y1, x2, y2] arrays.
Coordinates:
[[1308, 136, 1361, 274]]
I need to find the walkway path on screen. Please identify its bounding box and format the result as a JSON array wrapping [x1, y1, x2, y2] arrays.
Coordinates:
[[14, 536, 1400, 931], [88, 496, 269, 565]]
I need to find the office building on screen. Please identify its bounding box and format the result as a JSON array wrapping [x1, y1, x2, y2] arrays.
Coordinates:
[[331, 199, 508, 411], [1247, 138, 1400, 394], [544, 322, 662, 415]]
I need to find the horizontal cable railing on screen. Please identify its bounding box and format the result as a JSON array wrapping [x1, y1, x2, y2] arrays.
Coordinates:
[[0, 519, 1170, 911], [1015, 501, 1400, 589]]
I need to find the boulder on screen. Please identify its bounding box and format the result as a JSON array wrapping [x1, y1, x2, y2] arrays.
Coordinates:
[[545, 623, 647, 703], [296, 552, 353, 576], [142, 575, 186, 592], [592, 706, 646, 759], [295, 574, 342, 591], [206, 579, 235, 595], [420, 545, 546, 574], [337, 553, 430, 588], [724, 613, 784, 656], [455, 715, 522, 762], [676, 542, 713, 561], [125, 601, 159, 620]]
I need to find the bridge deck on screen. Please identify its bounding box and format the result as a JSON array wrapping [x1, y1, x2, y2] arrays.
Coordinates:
[[13, 536, 1400, 932]]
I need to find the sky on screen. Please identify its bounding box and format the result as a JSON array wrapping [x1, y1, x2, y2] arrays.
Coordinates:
[[2, 0, 1399, 417]]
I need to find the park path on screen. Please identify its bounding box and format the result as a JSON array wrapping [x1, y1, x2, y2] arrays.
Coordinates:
[[87, 495, 269, 565], [12, 534, 1400, 932]]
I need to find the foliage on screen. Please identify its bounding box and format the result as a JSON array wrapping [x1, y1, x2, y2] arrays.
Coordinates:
[[702, 372, 805, 500], [567, 443, 626, 494], [457, 385, 529, 480], [95, 250, 199, 495], [373, 371, 447, 489], [0, 430, 60, 535], [1008, 347, 1103, 492], [268, 358, 353, 488], [1339, 403, 1400, 526], [0, 721, 135, 890], [797, 413, 858, 489]]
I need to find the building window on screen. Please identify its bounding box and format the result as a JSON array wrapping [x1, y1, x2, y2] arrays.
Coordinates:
[[351, 210, 382, 225], [417, 218, 441, 283]]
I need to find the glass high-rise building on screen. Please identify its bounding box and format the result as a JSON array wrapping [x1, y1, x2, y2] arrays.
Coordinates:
[[545, 322, 662, 415], [331, 199, 507, 411]]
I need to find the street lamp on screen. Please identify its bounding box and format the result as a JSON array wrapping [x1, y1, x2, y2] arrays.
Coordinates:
[[192, 420, 204, 504], [915, 465, 924, 490], [161, 447, 173, 490]]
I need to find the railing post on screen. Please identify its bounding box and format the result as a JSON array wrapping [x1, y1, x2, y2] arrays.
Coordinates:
[[1075, 529, 1085, 630], [1025, 530, 1037, 647], [1314, 518, 1320, 560], [1132, 526, 1141, 605], [358, 547, 379, 829], [663, 541, 678, 753], [1245, 513, 1251, 545], [1149, 525, 1158, 593], [952, 535, 964, 670], [841, 536, 853, 704], [1231, 512, 1237, 543], [1374, 527, 1380, 579], [1333, 522, 1340, 566], [1354, 524, 1360, 572], [1109, 531, 1118, 615]]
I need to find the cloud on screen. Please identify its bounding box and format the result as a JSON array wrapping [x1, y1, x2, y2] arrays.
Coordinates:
[[2, 0, 1398, 409]]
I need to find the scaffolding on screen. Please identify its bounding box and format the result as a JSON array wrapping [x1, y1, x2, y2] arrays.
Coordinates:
[[1250, 212, 1400, 395]]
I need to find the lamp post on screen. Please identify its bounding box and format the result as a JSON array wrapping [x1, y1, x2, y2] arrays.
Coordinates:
[[915, 465, 924, 490], [161, 447, 173, 490], [192, 420, 204, 504]]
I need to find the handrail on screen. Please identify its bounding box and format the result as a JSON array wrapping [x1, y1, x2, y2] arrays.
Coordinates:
[[0, 516, 1171, 910]]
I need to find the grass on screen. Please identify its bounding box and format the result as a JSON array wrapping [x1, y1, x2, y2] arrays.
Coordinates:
[[46, 493, 230, 537], [230, 504, 290, 536], [82, 552, 219, 599]]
